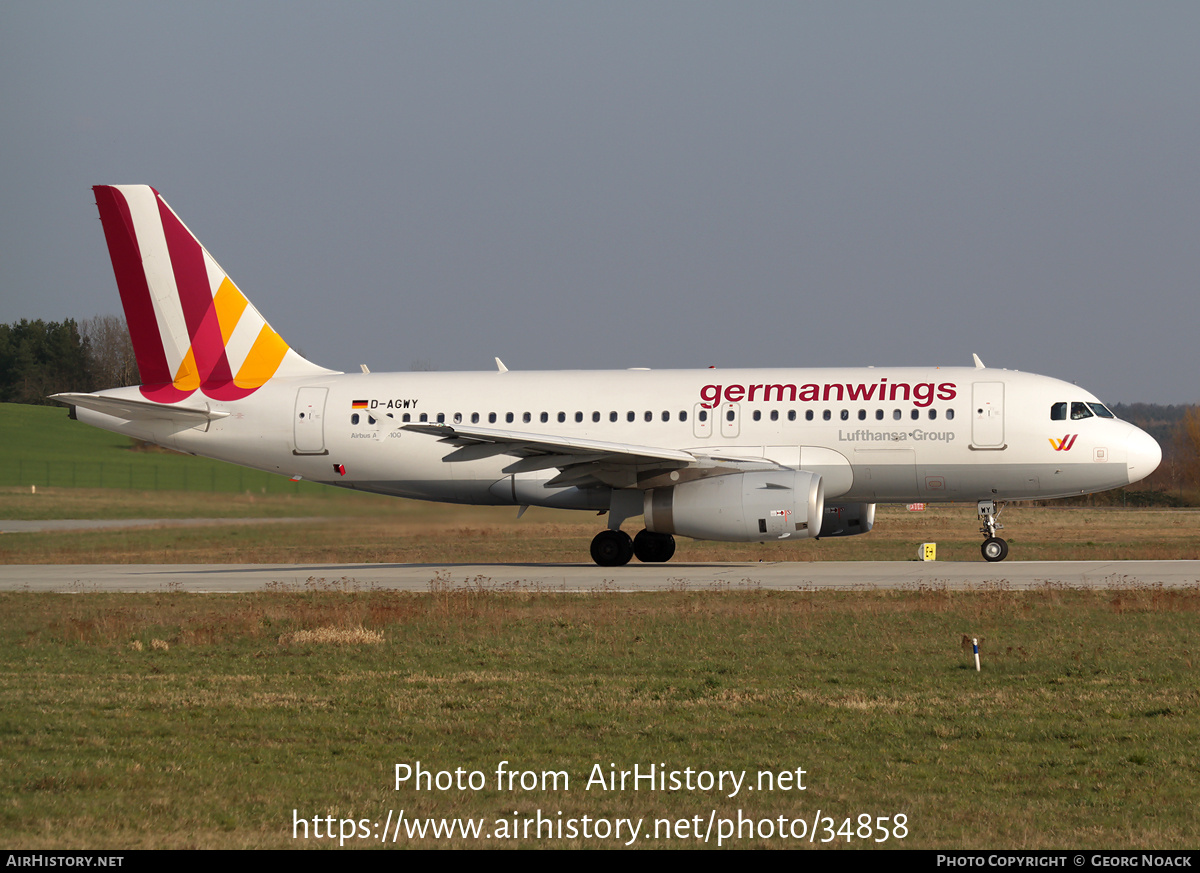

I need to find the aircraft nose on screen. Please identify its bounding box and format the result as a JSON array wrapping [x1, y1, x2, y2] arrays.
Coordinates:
[[1126, 427, 1161, 485]]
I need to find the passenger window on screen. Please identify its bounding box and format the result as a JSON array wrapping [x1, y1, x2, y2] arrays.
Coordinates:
[[437, 413, 445, 423], [627, 411, 636, 422], [822, 410, 831, 421], [726, 409, 735, 422], [928, 409, 937, 420], [893, 409, 902, 420], [858, 409, 866, 420], [574, 412, 582, 423], [644, 411, 653, 422], [698, 410, 708, 422], [680, 411, 688, 422], [420, 413, 428, 423], [351, 413, 359, 425], [805, 410, 814, 421], [471, 412, 479, 424], [788, 410, 796, 421], [402, 413, 411, 423], [1071, 402, 1093, 421], [523, 412, 531, 423], [488, 412, 496, 423], [875, 409, 883, 420], [770, 410, 779, 421], [946, 409, 955, 420], [540, 412, 549, 423], [593, 411, 601, 423], [753, 410, 762, 421], [1051, 402, 1067, 421], [911, 409, 919, 420], [840, 410, 849, 421], [453, 412, 462, 424], [661, 411, 670, 422], [506, 412, 514, 423]]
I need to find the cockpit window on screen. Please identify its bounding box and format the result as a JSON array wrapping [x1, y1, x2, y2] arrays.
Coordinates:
[[1051, 402, 1067, 421], [1087, 402, 1115, 419], [1070, 402, 1093, 421]]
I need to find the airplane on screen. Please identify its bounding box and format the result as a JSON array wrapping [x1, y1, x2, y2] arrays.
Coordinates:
[[53, 185, 1162, 566]]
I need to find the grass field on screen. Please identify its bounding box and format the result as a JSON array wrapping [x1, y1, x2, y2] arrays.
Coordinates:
[[3, 486, 1199, 564], [4, 402, 1198, 850], [0, 402, 339, 496], [1, 586, 1197, 849]]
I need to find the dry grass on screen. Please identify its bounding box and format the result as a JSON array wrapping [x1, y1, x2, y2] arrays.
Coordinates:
[[278, 625, 384, 646], [2, 495, 1199, 563], [1, 587, 1197, 848]]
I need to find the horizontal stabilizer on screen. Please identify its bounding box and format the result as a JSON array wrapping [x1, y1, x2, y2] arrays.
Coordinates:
[[51, 392, 230, 424]]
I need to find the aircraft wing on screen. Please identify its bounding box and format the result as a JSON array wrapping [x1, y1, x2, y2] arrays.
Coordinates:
[[401, 422, 778, 487], [50, 393, 230, 424]]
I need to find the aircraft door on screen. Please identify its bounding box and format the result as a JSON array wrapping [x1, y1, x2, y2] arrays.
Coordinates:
[[294, 387, 329, 454], [693, 403, 713, 439], [971, 382, 1005, 448]]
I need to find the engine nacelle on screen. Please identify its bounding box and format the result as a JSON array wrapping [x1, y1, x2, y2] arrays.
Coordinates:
[[643, 471, 824, 542], [818, 503, 875, 537], [489, 471, 611, 511]]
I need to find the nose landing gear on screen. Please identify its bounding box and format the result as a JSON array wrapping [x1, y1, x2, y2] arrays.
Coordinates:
[[978, 500, 1008, 562]]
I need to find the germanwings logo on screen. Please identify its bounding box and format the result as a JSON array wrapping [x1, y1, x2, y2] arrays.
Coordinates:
[[1049, 435, 1078, 451], [94, 185, 307, 404]]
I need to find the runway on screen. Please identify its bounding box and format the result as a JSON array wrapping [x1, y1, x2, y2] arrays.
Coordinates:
[[2, 560, 1198, 592]]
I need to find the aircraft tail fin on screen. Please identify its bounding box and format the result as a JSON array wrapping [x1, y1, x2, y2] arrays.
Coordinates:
[[92, 185, 334, 403]]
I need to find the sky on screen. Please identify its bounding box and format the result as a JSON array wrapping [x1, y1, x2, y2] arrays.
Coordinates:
[[2, 2, 1197, 404]]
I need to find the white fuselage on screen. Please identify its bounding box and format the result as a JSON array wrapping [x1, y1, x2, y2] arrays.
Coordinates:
[[76, 365, 1161, 512]]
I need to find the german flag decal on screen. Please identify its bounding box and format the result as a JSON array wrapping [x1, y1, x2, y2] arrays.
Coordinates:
[[352, 400, 369, 409]]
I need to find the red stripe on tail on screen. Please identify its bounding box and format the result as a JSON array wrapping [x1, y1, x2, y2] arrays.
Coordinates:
[[156, 196, 234, 387], [93, 186, 193, 401]]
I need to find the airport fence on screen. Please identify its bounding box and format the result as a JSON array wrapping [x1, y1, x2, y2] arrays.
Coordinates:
[[2, 458, 329, 495]]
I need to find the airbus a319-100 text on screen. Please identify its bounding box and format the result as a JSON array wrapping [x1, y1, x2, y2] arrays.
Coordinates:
[[53, 186, 1162, 565]]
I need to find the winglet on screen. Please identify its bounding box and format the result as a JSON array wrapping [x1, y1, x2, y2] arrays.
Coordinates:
[[972, 353, 986, 369], [495, 357, 509, 373]]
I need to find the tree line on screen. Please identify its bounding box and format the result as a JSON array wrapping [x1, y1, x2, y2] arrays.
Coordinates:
[[0, 316, 137, 405]]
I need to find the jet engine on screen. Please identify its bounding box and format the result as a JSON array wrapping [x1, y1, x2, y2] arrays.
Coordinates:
[[643, 470, 824, 542]]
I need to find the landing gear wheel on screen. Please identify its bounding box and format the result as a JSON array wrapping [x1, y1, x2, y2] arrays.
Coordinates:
[[633, 529, 676, 563], [591, 530, 634, 566], [981, 537, 1009, 562]]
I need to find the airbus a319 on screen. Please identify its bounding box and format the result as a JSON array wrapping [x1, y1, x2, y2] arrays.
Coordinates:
[[54, 186, 1161, 565]]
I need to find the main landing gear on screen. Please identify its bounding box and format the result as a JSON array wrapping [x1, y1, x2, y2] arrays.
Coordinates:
[[589, 529, 676, 566], [978, 499, 1008, 562]]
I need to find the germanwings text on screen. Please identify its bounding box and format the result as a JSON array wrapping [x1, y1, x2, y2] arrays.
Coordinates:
[[700, 381, 958, 409]]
